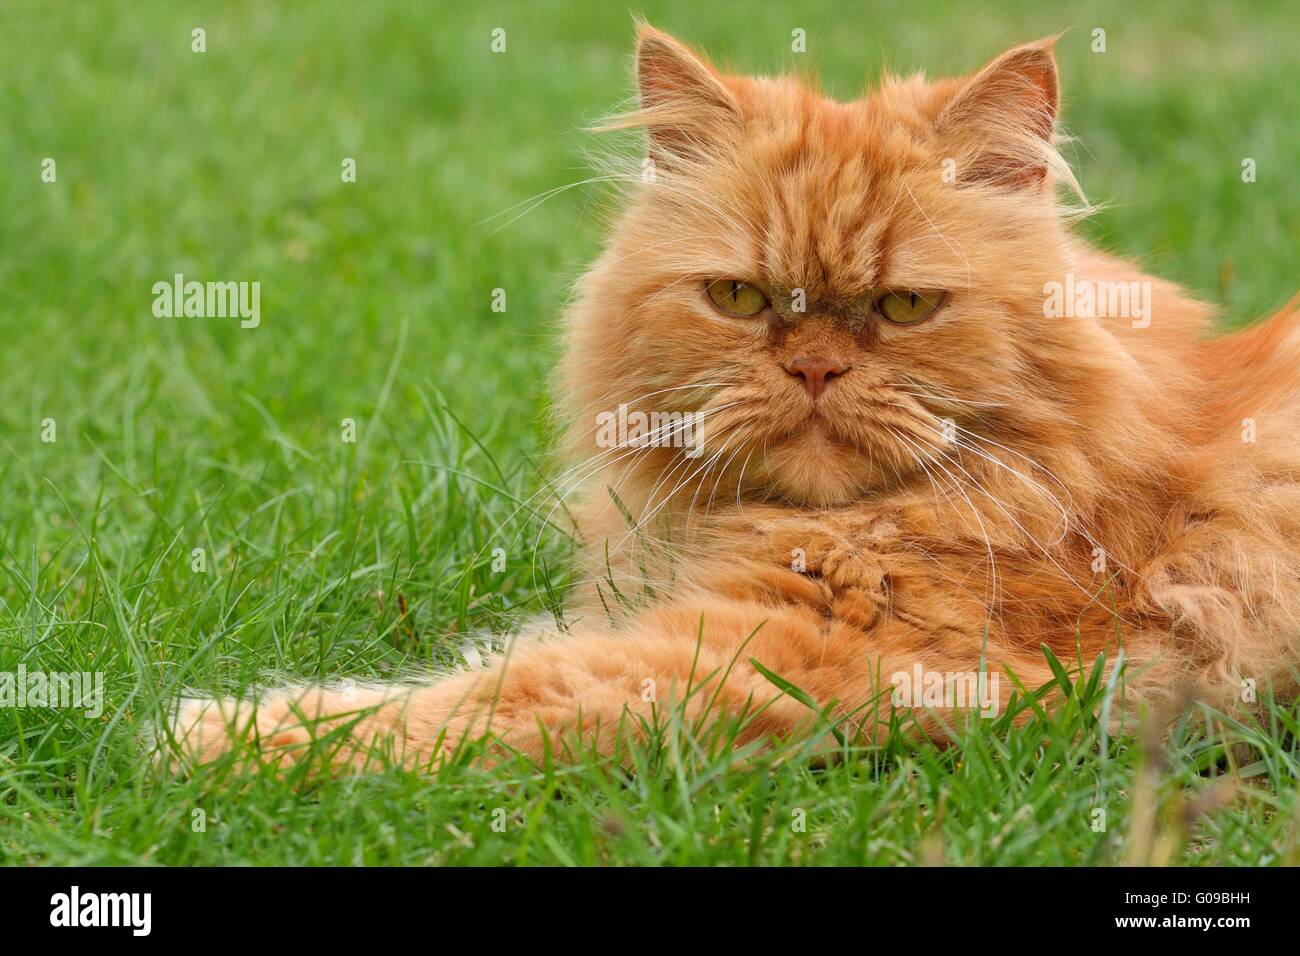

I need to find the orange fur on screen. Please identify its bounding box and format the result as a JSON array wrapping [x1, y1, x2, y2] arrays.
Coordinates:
[[174, 28, 1300, 772]]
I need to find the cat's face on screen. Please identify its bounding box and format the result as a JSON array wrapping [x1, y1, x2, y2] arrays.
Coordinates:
[[565, 28, 1085, 508]]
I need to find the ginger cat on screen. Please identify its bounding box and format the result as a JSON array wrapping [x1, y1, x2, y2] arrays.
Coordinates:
[[173, 27, 1300, 771]]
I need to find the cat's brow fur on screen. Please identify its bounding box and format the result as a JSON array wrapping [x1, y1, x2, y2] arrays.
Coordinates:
[[172, 26, 1300, 771]]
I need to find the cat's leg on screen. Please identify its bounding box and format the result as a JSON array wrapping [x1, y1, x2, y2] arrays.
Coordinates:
[[170, 684, 424, 771], [170, 591, 997, 773], [170, 600, 831, 771]]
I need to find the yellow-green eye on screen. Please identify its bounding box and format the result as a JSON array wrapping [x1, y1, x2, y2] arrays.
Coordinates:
[[706, 279, 769, 317], [877, 290, 946, 325]]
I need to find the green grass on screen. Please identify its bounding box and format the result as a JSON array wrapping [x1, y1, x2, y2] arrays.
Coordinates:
[[2, 0, 1299, 865]]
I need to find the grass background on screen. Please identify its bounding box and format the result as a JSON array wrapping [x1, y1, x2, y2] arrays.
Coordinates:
[[1, 0, 1299, 865]]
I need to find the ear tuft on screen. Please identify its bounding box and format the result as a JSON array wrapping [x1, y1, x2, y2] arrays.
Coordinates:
[[937, 40, 1061, 190]]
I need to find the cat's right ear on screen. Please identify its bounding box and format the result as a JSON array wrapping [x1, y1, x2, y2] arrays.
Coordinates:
[[634, 26, 742, 165], [935, 40, 1063, 191]]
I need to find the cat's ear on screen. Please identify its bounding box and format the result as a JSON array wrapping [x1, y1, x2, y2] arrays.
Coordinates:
[[936, 40, 1061, 190], [634, 25, 741, 165]]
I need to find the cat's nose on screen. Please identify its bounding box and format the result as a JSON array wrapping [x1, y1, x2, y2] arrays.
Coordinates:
[[782, 354, 849, 400]]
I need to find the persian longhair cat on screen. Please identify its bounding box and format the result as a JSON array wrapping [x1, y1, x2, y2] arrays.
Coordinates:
[[174, 27, 1300, 770]]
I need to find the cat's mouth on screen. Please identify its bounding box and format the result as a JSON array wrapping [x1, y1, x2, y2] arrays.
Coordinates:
[[750, 421, 877, 506], [700, 390, 925, 505], [787, 405, 855, 442], [746, 399, 941, 505]]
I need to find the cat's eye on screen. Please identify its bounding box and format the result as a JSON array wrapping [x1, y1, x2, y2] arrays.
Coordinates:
[[877, 290, 946, 325], [705, 279, 769, 317]]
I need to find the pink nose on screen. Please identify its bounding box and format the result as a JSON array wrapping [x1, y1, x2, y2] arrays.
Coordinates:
[[782, 354, 849, 400]]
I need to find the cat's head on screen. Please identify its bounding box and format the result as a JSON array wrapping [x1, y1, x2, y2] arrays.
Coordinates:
[[562, 27, 1099, 510]]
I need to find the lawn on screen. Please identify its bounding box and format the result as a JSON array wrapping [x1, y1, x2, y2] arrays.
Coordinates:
[[2, 0, 1299, 865]]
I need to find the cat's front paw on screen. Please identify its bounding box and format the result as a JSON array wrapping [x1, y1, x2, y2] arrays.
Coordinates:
[[167, 695, 315, 769], [164, 686, 423, 773], [775, 529, 887, 593], [819, 545, 887, 593]]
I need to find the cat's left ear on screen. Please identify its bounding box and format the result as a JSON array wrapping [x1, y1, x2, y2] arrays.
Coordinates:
[[634, 25, 742, 165], [936, 39, 1060, 190]]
